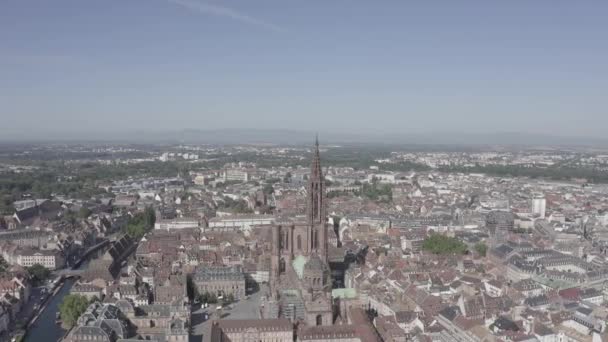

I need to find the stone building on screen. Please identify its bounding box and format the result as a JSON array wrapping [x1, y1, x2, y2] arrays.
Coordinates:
[[0, 229, 52, 248], [208, 319, 293, 342], [486, 210, 515, 245], [71, 283, 103, 300], [14, 248, 65, 269], [154, 274, 188, 305], [65, 302, 131, 342], [268, 138, 335, 327], [115, 299, 189, 342], [192, 265, 246, 299]]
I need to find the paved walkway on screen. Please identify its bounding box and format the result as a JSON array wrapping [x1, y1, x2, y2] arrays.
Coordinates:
[[190, 284, 268, 342]]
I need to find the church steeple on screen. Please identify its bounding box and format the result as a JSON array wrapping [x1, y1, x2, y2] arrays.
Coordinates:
[[307, 135, 325, 225]]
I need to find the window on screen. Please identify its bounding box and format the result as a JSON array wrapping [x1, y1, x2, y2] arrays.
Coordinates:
[[297, 235, 302, 251], [316, 314, 323, 326]]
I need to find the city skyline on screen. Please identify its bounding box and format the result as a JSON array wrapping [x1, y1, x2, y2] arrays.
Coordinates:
[[3, 2, 608, 340]]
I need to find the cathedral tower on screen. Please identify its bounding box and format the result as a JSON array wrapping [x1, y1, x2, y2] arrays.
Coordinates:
[[307, 135, 327, 262], [307, 135, 325, 225], [270, 136, 330, 299]]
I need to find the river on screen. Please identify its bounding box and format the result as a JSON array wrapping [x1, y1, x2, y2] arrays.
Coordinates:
[[23, 241, 109, 341], [25, 277, 76, 342]]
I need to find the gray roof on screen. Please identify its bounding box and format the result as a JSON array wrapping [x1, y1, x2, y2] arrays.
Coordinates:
[[304, 254, 327, 271], [72, 284, 102, 293], [439, 306, 460, 322], [136, 304, 171, 317], [193, 265, 244, 282]]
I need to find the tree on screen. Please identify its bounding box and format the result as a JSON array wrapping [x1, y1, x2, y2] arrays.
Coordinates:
[[283, 172, 292, 183], [27, 264, 51, 284], [198, 291, 218, 304], [356, 182, 392, 203], [78, 207, 92, 219], [198, 292, 209, 304], [474, 242, 488, 257], [64, 210, 77, 228], [224, 293, 235, 304], [143, 205, 156, 228], [208, 292, 218, 304], [218, 196, 253, 214], [59, 294, 90, 328], [262, 184, 274, 195], [125, 218, 146, 239], [422, 234, 468, 255], [124, 206, 156, 239]]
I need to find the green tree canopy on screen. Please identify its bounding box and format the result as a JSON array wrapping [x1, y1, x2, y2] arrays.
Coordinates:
[[224, 293, 235, 304], [59, 294, 90, 328], [218, 197, 253, 214], [198, 291, 218, 304], [422, 234, 468, 255], [356, 181, 392, 203], [78, 207, 92, 219], [27, 264, 51, 284], [123, 205, 156, 239], [474, 242, 488, 257], [262, 184, 275, 195]]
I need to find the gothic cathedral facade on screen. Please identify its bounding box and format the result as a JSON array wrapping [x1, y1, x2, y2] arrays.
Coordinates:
[[269, 137, 334, 326]]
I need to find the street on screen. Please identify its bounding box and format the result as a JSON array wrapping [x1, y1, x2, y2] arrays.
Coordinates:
[[189, 284, 268, 342]]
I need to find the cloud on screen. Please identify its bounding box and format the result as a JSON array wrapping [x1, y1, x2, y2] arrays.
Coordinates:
[[167, 0, 285, 33]]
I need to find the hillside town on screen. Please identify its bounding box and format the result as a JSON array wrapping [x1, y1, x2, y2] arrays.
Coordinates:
[[1, 140, 608, 342]]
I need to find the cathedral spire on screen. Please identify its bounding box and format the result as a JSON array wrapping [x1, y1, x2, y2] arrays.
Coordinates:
[[310, 136, 322, 184], [308, 136, 324, 225]]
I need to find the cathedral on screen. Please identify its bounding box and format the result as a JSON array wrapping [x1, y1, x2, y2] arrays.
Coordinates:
[[268, 137, 335, 327]]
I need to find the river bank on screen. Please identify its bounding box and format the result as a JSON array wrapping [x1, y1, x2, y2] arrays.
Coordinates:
[[24, 278, 76, 342]]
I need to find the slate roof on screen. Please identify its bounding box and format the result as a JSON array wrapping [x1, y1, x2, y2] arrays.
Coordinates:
[[492, 316, 519, 332], [439, 306, 460, 322]]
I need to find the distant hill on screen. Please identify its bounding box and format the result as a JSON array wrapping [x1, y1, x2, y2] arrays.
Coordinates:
[[2, 128, 608, 148], [144, 129, 608, 148]]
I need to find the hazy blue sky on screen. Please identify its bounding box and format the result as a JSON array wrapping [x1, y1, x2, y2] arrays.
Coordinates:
[[1, 0, 607, 139]]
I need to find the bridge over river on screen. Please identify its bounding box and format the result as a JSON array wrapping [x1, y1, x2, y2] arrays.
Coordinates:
[[24, 238, 112, 341]]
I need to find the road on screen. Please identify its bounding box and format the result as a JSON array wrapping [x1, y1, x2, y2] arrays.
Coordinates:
[[189, 284, 267, 342]]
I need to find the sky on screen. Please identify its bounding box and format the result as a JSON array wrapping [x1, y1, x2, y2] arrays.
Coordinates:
[[1, 0, 607, 140]]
